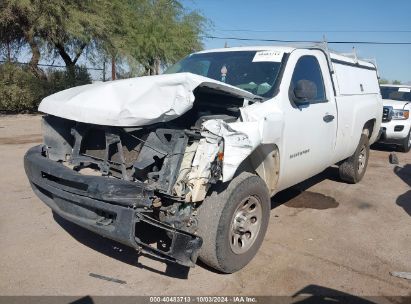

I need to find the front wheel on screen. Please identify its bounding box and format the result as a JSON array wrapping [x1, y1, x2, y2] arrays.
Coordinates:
[[339, 134, 370, 183], [399, 129, 411, 153], [196, 172, 270, 273]]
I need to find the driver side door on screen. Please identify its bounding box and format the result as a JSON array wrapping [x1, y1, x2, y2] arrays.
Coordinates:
[[279, 50, 337, 188]]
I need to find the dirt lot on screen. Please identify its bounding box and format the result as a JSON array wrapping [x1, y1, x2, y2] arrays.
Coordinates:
[[0, 114, 410, 298]]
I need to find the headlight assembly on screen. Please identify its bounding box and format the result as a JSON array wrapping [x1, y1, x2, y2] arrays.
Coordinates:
[[392, 109, 409, 120]]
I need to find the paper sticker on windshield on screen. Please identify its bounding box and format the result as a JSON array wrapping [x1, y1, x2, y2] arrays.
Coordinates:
[[398, 87, 411, 93], [253, 50, 284, 62]]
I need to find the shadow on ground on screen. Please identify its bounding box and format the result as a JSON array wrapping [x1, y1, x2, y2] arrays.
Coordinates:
[[53, 212, 190, 279], [67, 285, 404, 304], [70, 296, 94, 304], [370, 142, 399, 153], [53, 166, 342, 278], [394, 164, 411, 217], [292, 284, 378, 304], [271, 167, 340, 210]]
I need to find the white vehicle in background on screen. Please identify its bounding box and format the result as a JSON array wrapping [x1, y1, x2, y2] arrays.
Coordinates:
[[379, 84, 411, 152], [25, 45, 382, 273]]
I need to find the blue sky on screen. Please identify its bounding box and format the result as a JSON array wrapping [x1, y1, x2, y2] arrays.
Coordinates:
[[182, 0, 411, 83]]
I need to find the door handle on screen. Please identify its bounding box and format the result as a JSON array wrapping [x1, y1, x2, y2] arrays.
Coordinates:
[[323, 114, 335, 123]]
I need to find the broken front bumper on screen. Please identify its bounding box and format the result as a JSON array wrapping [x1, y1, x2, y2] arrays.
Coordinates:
[[24, 145, 202, 267]]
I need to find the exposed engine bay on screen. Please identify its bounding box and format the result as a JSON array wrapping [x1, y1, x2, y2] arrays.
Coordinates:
[[41, 86, 250, 234], [25, 71, 278, 267]]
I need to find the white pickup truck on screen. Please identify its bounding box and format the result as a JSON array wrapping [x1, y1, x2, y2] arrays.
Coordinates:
[[379, 84, 411, 152], [24, 45, 382, 273]]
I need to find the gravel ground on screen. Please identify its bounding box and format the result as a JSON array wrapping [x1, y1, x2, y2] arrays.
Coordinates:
[[0, 114, 410, 299]]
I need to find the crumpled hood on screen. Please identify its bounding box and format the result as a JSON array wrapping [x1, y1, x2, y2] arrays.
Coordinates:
[[38, 72, 260, 126], [383, 99, 410, 110]]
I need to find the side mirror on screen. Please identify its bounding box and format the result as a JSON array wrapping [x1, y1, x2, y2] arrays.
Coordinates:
[[292, 80, 317, 105]]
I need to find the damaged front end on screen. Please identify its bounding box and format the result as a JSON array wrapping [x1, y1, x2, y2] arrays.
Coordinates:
[[24, 72, 267, 267], [25, 117, 223, 267], [29, 106, 255, 268]]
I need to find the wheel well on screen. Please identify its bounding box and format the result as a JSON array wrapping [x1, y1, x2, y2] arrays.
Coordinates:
[[363, 119, 375, 138], [233, 144, 280, 195]]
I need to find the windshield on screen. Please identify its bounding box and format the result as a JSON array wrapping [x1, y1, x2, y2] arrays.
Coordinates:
[[381, 86, 411, 102], [165, 51, 283, 97]]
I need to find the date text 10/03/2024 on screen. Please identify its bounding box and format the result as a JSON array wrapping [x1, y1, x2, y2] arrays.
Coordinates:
[[149, 297, 257, 303]]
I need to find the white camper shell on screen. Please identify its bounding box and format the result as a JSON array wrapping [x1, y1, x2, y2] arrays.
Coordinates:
[[25, 45, 382, 273]]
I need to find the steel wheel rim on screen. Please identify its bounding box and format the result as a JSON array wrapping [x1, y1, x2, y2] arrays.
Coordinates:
[[358, 145, 366, 173], [408, 132, 411, 147], [229, 195, 262, 254]]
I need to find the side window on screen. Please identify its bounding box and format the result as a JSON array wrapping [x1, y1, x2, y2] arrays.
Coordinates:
[[290, 55, 326, 103]]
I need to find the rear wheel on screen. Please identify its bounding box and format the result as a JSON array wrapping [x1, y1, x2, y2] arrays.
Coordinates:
[[339, 134, 370, 183], [197, 172, 270, 273], [399, 129, 411, 153]]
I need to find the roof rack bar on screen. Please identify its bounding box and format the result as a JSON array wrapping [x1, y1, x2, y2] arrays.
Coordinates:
[[322, 35, 334, 73]]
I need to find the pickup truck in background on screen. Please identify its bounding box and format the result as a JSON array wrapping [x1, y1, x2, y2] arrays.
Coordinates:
[[379, 84, 411, 152], [24, 45, 382, 273]]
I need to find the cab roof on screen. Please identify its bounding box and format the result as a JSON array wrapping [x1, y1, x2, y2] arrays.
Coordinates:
[[195, 45, 376, 69]]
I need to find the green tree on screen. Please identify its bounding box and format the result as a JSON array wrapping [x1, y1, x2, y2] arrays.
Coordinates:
[[392, 80, 402, 85], [0, 0, 45, 77], [36, 0, 132, 79], [0, 0, 207, 78], [379, 78, 389, 85], [126, 0, 207, 75], [0, 0, 131, 77], [0, 3, 24, 62]]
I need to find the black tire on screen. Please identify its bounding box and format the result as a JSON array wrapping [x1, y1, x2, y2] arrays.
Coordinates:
[[196, 172, 270, 273], [399, 129, 411, 153], [339, 134, 370, 184]]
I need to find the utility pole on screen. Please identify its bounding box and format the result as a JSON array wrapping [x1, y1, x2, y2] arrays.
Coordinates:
[[102, 58, 106, 82], [6, 41, 11, 61], [111, 56, 116, 80]]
